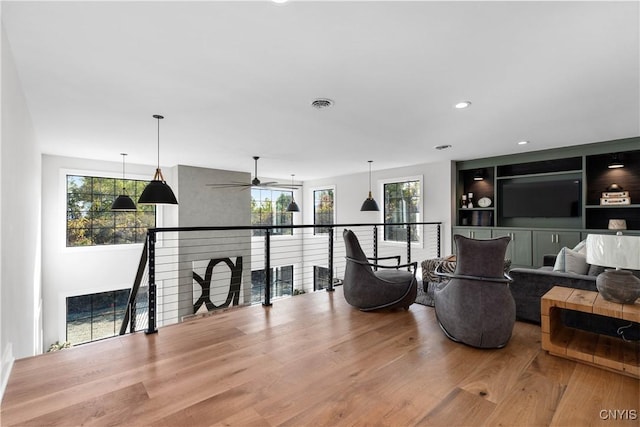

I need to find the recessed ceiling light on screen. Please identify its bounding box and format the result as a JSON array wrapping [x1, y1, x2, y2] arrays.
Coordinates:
[[517, 140, 529, 145], [455, 101, 472, 109], [311, 98, 334, 109], [434, 144, 452, 150], [272, 0, 288, 3]]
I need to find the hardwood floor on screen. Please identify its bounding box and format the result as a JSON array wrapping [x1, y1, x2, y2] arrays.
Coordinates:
[[2, 287, 638, 426]]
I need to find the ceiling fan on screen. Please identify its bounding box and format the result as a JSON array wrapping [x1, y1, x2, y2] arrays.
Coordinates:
[[207, 156, 303, 190]]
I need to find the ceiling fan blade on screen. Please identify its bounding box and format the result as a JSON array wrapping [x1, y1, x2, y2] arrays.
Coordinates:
[[206, 182, 251, 188], [208, 157, 303, 190]]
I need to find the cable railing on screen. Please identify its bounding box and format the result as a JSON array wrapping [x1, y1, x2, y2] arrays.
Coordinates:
[[120, 222, 441, 335]]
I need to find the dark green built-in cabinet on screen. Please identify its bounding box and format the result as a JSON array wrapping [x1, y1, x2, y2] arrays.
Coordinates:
[[452, 137, 640, 267]]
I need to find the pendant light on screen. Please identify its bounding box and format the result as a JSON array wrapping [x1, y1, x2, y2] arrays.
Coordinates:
[[111, 153, 137, 211], [360, 160, 379, 211], [286, 174, 300, 212], [138, 114, 178, 205]]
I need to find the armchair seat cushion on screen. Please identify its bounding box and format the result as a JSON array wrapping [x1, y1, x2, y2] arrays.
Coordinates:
[[376, 269, 415, 282]]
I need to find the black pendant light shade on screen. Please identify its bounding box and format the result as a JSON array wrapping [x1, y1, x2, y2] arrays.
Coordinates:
[[111, 153, 137, 211], [360, 160, 380, 211], [286, 200, 300, 212], [139, 115, 178, 205], [286, 174, 300, 212], [360, 194, 380, 211], [473, 169, 485, 181], [138, 171, 178, 204], [112, 194, 137, 211]]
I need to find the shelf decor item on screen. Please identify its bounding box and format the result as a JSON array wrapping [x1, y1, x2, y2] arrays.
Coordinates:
[[600, 184, 631, 205], [586, 234, 640, 304], [477, 197, 492, 208], [608, 219, 627, 232]]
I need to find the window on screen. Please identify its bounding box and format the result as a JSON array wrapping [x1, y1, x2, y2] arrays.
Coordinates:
[[313, 188, 334, 234], [383, 179, 421, 242], [251, 265, 294, 303], [314, 266, 331, 291], [66, 175, 155, 247], [66, 289, 130, 345], [251, 188, 293, 236]]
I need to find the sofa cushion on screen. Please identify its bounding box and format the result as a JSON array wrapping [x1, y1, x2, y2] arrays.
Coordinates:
[[553, 247, 589, 275], [587, 264, 606, 276]]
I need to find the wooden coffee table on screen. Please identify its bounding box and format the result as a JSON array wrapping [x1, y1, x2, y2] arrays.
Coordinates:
[[541, 286, 639, 378]]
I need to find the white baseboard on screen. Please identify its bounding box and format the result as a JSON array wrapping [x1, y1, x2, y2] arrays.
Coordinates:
[[1, 343, 15, 403]]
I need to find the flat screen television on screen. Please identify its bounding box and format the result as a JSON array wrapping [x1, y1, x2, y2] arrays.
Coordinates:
[[500, 179, 581, 218]]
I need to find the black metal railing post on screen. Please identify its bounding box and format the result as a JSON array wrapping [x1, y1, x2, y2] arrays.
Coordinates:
[[146, 230, 158, 334], [130, 299, 137, 334], [373, 225, 378, 271], [327, 229, 335, 292], [263, 229, 272, 306], [437, 223, 441, 258], [406, 224, 412, 271]]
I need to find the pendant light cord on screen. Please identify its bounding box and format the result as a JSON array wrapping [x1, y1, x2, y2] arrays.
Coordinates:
[[120, 153, 127, 192], [157, 117, 160, 169], [368, 160, 373, 197], [152, 114, 165, 182]]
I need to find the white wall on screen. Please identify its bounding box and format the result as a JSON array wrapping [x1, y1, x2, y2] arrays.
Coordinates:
[[303, 160, 454, 256], [1, 25, 42, 396], [40, 155, 172, 349]]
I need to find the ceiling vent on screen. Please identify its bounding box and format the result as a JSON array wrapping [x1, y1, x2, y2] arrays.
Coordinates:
[[434, 144, 452, 150], [311, 98, 334, 109]]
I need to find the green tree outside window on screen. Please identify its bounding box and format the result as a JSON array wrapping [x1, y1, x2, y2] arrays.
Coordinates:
[[67, 175, 155, 247], [384, 180, 421, 242]]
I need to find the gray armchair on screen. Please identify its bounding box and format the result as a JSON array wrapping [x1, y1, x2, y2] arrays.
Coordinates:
[[434, 234, 515, 348], [342, 229, 417, 311]]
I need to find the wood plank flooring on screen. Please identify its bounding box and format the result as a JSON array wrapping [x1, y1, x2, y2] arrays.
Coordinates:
[[1, 287, 638, 426]]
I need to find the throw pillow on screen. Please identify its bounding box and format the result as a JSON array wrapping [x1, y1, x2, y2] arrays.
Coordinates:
[[553, 247, 589, 275], [573, 239, 587, 254]]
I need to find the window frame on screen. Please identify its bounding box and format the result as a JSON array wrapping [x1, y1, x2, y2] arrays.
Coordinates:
[[250, 188, 295, 237], [250, 265, 294, 303], [312, 186, 336, 235], [65, 173, 157, 248], [62, 168, 159, 251], [65, 288, 131, 345], [379, 175, 423, 246]]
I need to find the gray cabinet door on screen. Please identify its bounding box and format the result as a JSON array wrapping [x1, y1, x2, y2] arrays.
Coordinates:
[[532, 230, 581, 267], [492, 229, 532, 267], [451, 227, 493, 253]]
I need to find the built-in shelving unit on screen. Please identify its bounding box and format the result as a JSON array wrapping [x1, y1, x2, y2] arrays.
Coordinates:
[[452, 137, 640, 267]]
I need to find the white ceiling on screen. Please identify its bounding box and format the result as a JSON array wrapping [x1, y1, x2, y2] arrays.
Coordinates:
[[3, 1, 639, 181]]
